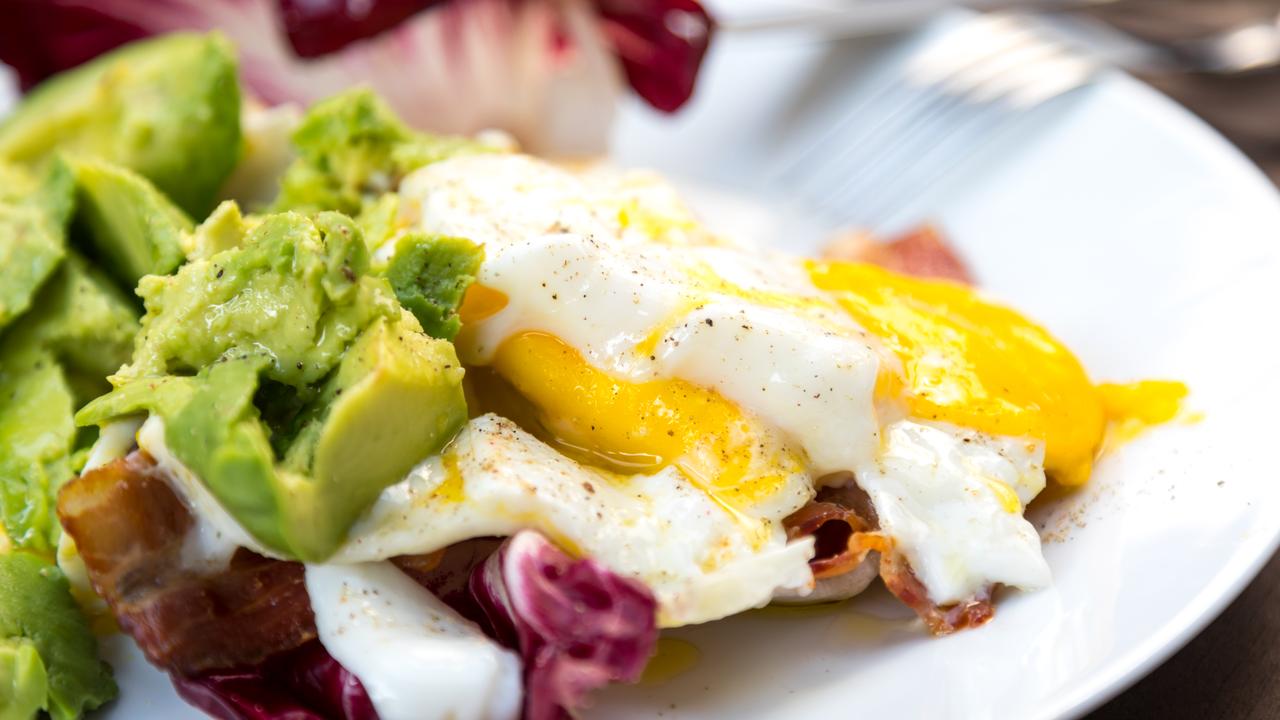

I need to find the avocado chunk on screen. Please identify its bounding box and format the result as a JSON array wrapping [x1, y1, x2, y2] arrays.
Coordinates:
[[0, 33, 242, 217], [184, 200, 254, 261], [0, 347, 76, 553], [272, 88, 498, 216], [277, 315, 466, 556], [383, 233, 483, 340], [0, 638, 47, 720], [116, 210, 396, 388], [0, 161, 75, 331], [0, 553, 116, 720], [2, 254, 140, 405], [71, 159, 192, 288], [0, 252, 139, 553], [78, 209, 469, 560]]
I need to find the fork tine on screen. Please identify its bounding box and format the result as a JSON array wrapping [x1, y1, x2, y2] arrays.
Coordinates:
[[778, 12, 1099, 233], [779, 16, 1029, 201]]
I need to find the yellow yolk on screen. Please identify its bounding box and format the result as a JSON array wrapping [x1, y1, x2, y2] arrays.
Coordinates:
[[1098, 380, 1191, 448], [435, 451, 465, 503], [458, 283, 509, 324], [808, 260, 1106, 486], [484, 331, 802, 510]]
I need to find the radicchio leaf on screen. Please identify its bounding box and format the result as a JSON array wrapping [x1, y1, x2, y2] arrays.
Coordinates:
[[172, 641, 377, 720], [0, 0, 713, 153], [0, 0, 147, 91], [275, 0, 445, 59], [594, 0, 714, 113], [469, 530, 658, 720]]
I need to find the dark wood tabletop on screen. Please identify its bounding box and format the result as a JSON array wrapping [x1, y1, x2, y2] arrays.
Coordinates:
[[1076, 2, 1280, 717]]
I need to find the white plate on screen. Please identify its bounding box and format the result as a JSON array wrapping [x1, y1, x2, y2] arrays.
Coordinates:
[[94, 18, 1280, 720]]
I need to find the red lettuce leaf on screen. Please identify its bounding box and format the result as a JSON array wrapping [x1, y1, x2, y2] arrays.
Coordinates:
[[276, 0, 445, 59], [172, 641, 377, 720], [594, 0, 713, 113], [0, 0, 712, 117], [0, 0, 148, 92], [469, 530, 658, 720]]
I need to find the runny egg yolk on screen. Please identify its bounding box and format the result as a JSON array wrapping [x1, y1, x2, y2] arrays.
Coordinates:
[[482, 331, 803, 510], [1098, 380, 1192, 449], [808, 260, 1106, 486]]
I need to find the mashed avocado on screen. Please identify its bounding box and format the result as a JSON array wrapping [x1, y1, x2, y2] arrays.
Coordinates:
[[272, 88, 499, 216], [79, 210, 470, 561]]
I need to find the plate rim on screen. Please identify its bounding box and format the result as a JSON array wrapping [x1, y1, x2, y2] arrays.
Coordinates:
[[1021, 70, 1280, 720]]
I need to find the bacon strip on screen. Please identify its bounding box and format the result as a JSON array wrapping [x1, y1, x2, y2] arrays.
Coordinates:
[[57, 452, 315, 674], [786, 480, 995, 635], [783, 501, 873, 580], [823, 225, 974, 285]]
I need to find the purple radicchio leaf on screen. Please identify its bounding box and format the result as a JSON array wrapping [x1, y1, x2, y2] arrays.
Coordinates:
[[469, 530, 659, 720], [171, 641, 378, 720], [0, 0, 148, 91], [275, 0, 447, 59], [593, 0, 713, 113], [0, 0, 712, 152]]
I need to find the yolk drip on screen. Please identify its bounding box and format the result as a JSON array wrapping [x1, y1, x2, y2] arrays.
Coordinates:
[[458, 284, 509, 324], [640, 638, 701, 685], [808, 260, 1106, 486], [1098, 380, 1191, 448], [484, 331, 800, 509], [434, 451, 465, 503]]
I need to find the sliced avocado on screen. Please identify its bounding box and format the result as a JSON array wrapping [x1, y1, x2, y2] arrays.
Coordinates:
[[76, 207, 471, 561], [0, 638, 48, 720], [275, 314, 467, 558], [184, 200, 253, 261], [0, 33, 242, 217], [0, 553, 116, 720], [0, 161, 75, 331], [0, 346, 76, 553], [85, 316, 467, 561], [383, 233, 483, 340], [3, 253, 140, 404], [71, 159, 192, 288]]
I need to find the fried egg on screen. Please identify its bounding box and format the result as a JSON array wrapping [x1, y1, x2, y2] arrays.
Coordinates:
[[362, 152, 1111, 615]]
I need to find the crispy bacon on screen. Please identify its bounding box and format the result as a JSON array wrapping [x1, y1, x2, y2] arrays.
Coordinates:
[[876, 548, 995, 636], [823, 225, 974, 284], [783, 501, 873, 580], [57, 452, 315, 674], [787, 479, 995, 635]]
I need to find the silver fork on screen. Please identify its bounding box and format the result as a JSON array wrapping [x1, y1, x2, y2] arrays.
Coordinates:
[[774, 12, 1101, 233]]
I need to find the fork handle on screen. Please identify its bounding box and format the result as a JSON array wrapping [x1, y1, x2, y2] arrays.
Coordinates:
[[718, 0, 1115, 36]]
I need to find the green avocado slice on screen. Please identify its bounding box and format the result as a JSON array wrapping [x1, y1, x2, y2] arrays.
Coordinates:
[[0, 348, 76, 553], [383, 233, 483, 341], [0, 161, 75, 331], [0, 553, 116, 720], [0, 33, 242, 217], [0, 637, 48, 720], [76, 209, 469, 561], [71, 159, 192, 288]]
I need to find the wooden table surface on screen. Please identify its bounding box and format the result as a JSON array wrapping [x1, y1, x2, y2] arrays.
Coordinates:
[[1078, 2, 1280, 717]]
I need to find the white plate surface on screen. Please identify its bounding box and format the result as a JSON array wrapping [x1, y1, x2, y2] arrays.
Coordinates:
[[90, 20, 1280, 720]]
